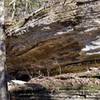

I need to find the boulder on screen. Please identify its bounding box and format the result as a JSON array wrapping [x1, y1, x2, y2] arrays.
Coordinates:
[[6, 0, 100, 76]]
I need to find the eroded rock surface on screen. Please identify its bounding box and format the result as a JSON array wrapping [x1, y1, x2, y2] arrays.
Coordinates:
[[6, 0, 100, 76]]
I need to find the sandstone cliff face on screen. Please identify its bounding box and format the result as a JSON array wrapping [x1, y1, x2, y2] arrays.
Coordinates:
[[6, 0, 100, 76]]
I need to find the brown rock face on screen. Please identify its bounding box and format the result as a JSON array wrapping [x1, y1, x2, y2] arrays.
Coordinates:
[[6, 0, 100, 76]]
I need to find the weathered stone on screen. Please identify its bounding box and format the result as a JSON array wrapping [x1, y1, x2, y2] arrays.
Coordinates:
[[6, 0, 100, 76]]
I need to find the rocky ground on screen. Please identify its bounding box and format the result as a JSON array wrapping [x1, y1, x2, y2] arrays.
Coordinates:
[[8, 68, 100, 100]]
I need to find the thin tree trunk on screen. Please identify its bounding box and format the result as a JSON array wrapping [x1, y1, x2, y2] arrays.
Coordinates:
[[0, 0, 7, 99]]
